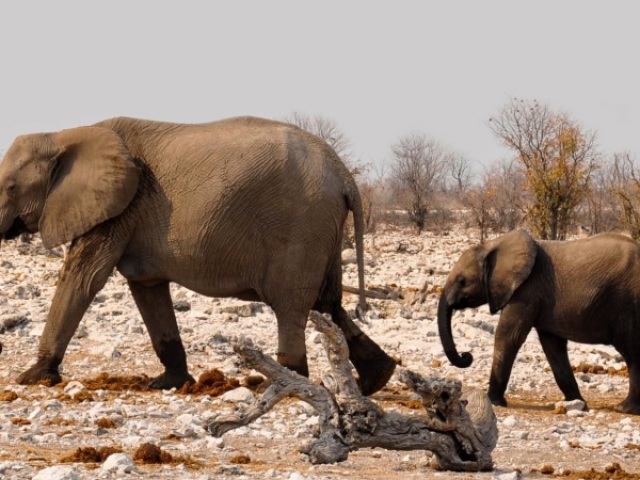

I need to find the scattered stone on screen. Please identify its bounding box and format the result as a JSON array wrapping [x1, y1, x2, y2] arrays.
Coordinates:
[[101, 452, 136, 473], [63, 381, 87, 399], [174, 300, 192, 312], [32, 466, 80, 480], [554, 399, 586, 412], [221, 386, 254, 404], [0, 315, 30, 333]]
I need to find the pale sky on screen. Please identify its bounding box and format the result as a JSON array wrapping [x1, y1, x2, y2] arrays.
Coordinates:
[[0, 2, 638, 174]]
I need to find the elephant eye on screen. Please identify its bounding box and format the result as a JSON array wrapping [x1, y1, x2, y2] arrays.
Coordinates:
[[5, 182, 17, 196], [457, 276, 466, 287]]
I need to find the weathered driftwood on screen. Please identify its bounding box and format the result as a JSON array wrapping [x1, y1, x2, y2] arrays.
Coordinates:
[[206, 311, 497, 472]]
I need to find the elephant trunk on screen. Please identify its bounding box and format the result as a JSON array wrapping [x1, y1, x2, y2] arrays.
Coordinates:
[[437, 293, 473, 368]]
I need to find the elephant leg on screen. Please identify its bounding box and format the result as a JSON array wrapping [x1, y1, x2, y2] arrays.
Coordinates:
[[127, 281, 195, 389], [538, 330, 585, 404], [271, 304, 309, 378], [488, 311, 533, 406], [313, 249, 396, 396], [613, 340, 640, 415], [614, 350, 640, 414], [325, 306, 397, 395], [17, 228, 124, 386]]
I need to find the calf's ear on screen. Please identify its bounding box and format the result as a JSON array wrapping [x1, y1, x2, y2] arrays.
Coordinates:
[[482, 229, 537, 313]]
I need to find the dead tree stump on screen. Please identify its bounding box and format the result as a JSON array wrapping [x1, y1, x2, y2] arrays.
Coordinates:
[[206, 311, 497, 472]]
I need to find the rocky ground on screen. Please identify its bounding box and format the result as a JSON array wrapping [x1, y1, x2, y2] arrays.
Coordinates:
[[0, 226, 639, 480]]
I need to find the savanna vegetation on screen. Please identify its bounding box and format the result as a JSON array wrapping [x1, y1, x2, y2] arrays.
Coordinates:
[[284, 99, 640, 242]]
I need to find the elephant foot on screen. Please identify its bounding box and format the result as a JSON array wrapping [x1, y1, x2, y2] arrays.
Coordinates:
[[276, 352, 310, 378], [148, 370, 195, 390], [348, 334, 397, 396], [488, 393, 507, 407], [17, 361, 62, 386], [614, 398, 640, 415]]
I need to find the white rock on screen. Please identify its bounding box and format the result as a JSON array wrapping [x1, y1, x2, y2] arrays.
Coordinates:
[[567, 409, 585, 418], [101, 452, 136, 473], [493, 472, 520, 480], [32, 465, 80, 480], [43, 399, 63, 411], [502, 415, 518, 427], [555, 399, 586, 412], [0, 462, 27, 474], [207, 436, 225, 449], [28, 407, 46, 420], [289, 472, 307, 480], [63, 381, 86, 399], [176, 413, 202, 428], [308, 331, 324, 344], [221, 386, 254, 403]]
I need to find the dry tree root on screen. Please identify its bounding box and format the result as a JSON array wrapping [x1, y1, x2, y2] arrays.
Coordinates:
[[206, 311, 498, 472]]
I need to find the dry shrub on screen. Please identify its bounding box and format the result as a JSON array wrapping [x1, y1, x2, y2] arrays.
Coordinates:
[[58, 390, 95, 403], [177, 369, 239, 396], [69, 373, 152, 392], [44, 417, 75, 427], [242, 374, 267, 391], [0, 390, 18, 402], [539, 464, 554, 474], [11, 417, 30, 426], [535, 462, 640, 479], [133, 443, 173, 464], [555, 462, 640, 479], [60, 370, 239, 397], [133, 443, 201, 468], [230, 454, 251, 464], [572, 363, 628, 377], [59, 446, 123, 463], [96, 417, 117, 429]]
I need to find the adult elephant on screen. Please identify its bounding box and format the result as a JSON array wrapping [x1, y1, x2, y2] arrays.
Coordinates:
[[0, 116, 396, 395], [438, 229, 640, 414]]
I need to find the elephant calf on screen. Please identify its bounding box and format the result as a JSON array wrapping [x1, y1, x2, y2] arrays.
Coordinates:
[[438, 229, 640, 414], [0, 116, 396, 395]]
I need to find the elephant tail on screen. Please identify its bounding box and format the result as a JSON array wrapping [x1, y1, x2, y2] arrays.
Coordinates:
[[345, 181, 369, 319]]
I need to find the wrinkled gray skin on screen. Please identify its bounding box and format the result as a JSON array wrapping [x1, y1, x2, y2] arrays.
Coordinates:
[[438, 229, 640, 414], [0, 116, 396, 395]]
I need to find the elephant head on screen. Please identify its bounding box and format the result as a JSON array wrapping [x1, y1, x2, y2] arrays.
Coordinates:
[[438, 229, 537, 368], [0, 127, 140, 249]]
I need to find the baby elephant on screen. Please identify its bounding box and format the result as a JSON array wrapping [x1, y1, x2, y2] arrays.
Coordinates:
[[438, 229, 640, 414]]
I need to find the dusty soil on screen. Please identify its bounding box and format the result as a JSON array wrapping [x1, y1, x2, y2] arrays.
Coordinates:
[[1, 227, 639, 479]]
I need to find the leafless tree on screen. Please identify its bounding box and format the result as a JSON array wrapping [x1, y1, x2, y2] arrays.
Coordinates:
[[489, 98, 599, 240], [390, 132, 451, 233], [449, 153, 473, 194], [283, 112, 362, 174], [462, 158, 526, 241], [609, 152, 640, 239], [581, 158, 620, 235]]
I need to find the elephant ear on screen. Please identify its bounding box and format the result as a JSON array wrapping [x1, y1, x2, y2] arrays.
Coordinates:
[[481, 229, 537, 314], [39, 126, 140, 248]]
